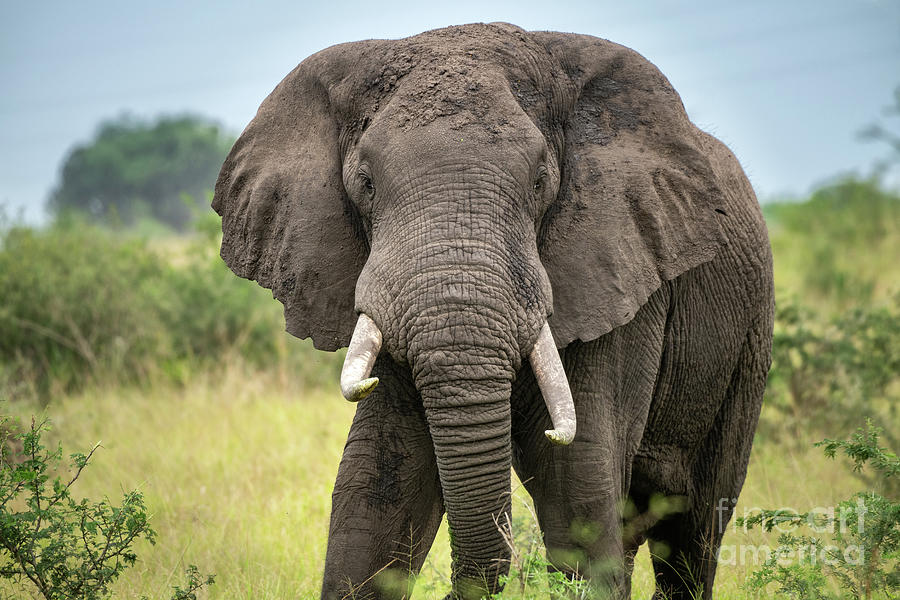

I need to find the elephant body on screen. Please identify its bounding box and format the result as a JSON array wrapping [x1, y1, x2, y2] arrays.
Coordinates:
[[213, 23, 774, 599]]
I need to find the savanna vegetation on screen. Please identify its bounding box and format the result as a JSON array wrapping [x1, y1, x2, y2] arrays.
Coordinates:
[[1, 109, 899, 598]]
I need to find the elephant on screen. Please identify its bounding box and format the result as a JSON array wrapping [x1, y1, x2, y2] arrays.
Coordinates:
[[212, 22, 774, 600]]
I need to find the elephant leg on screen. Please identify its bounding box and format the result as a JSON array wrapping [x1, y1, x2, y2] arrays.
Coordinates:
[[514, 385, 635, 598], [646, 309, 772, 600], [322, 356, 444, 600], [511, 295, 668, 598], [532, 438, 625, 593]]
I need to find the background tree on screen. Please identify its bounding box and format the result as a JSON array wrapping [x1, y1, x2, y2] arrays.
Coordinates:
[[47, 114, 234, 230], [860, 85, 900, 177]]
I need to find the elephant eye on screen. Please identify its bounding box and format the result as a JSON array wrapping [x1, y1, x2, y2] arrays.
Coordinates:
[[359, 172, 375, 196], [533, 167, 548, 193]]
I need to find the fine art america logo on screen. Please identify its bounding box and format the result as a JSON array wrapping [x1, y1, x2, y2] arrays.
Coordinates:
[[716, 497, 869, 566]]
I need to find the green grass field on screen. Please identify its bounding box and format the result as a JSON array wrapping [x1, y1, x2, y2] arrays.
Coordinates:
[[0, 362, 876, 599]]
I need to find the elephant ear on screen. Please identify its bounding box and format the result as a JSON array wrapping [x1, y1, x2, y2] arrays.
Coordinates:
[[531, 32, 727, 347], [212, 45, 371, 351]]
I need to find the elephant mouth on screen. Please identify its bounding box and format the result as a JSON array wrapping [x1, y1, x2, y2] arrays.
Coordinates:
[[340, 312, 576, 445]]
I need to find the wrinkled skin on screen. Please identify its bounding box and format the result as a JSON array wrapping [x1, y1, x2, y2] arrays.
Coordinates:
[[213, 23, 774, 600]]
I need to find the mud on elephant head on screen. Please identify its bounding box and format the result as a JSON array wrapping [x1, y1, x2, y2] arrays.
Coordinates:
[[213, 22, 730, 598]]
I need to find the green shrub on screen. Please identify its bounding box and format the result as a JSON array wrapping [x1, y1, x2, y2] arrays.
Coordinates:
[[739, 421, 900, 600], [0, 417, 215, 600], [0, 221, 172, 395], [763, 296, 900, 447], [0, 214, 341, 398]]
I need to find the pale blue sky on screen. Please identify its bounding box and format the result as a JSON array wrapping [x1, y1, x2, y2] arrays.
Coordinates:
[[2, 0, 899, 223]]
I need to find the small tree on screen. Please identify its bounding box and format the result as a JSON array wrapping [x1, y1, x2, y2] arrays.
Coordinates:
[[0, 418, 214, 599], [739, 422, 900, 600]]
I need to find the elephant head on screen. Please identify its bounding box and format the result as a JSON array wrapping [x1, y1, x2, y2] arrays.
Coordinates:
[[213, 22, 725, 596]]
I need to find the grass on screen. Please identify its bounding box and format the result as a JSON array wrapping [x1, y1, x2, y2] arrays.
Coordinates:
[[1, 364, 879, 599], [2, 365, 350, 599]]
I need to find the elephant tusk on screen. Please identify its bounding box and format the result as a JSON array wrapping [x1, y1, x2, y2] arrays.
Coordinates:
[[340, 313, 383, 402], [529, 321, 577, 445]]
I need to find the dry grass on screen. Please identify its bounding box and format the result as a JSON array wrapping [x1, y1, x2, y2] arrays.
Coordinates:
[[2, 365, 350, 599], [0, 365, 873, 599]]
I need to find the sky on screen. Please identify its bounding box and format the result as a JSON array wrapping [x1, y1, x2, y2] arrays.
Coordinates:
[[1, 0, 898, 223]]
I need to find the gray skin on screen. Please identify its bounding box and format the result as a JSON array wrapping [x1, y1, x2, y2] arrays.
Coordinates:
[[212, 23, 774, 600]]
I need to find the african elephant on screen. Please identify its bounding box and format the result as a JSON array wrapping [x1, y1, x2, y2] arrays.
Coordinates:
[[212, 22, 774, 600]]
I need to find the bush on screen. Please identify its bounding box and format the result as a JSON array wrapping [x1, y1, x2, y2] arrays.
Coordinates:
[[763, 296, 900, 448], [0, 417, 215, 600], [739, 422, 899, 600], [0, 214, 341, 398], [0, 221, 171, 395]]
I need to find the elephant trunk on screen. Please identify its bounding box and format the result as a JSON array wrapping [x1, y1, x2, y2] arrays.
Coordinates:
[[408, 322, 575, 598], [350, 181, 574, 596], [413, 336, 516, 599]]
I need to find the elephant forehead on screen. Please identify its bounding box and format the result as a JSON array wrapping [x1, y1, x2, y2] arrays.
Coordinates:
[[369, 28, 551, 131], [381, 66, 523, 134], [362, 78, 546, 172], [359, 123, 545, 191]]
